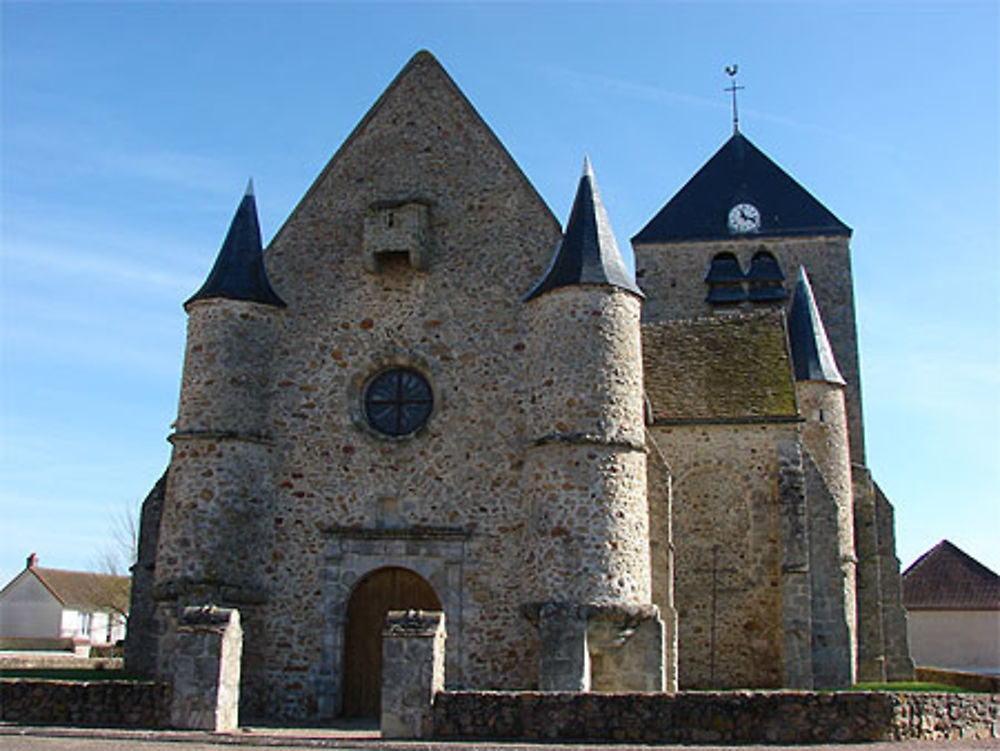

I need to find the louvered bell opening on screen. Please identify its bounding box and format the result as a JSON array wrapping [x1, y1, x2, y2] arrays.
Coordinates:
[[704, 252, 745, 283], [706, 283, 747, 304], [747, 251, 787, 302], [748, 283, 789, 302], [746, 251, 785, 282]]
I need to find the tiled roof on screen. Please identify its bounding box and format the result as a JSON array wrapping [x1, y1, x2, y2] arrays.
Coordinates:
[[32, 566, 131, 613], [642, 310, 798, 422], [632, 132, 850, 244], [902, 540, 1000, 611]]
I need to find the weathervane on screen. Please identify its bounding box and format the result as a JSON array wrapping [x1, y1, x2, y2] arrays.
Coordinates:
[[724, 64, 743, 134]]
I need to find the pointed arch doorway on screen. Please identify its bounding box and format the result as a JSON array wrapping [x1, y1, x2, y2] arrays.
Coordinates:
[[341, 566, 442, 717]]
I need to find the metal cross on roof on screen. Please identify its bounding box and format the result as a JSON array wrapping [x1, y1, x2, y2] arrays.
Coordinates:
[[724, 64, 743, 134]]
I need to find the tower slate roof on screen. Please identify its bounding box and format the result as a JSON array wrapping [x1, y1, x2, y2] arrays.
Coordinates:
[[903, 540, 1000, 610], [525, 158, 643, 301], [632, 132, 851, 243], [187, 181, 286, 308], [788, 266, 845, 385]]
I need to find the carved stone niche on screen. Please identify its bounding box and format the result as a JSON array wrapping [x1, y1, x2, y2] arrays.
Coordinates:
[[363, 200, 430, 272]]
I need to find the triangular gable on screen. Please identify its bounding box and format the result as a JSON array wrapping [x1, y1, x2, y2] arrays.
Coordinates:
[[268, 50, 560, 255], [0, 566, 66, 606], [633, 132, 850, 244]]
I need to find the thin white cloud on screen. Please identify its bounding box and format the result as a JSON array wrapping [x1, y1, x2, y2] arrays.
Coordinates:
[[536, 64, 870, 146], [6, 123, 240, 197], [2, 239, 200, 294], [94, 148, 240, 196]]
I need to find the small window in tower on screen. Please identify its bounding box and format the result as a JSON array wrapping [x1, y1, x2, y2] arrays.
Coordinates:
[[363, 368, 433, 437], [747, 250, 787, 302], [705, 252, 747, 304]]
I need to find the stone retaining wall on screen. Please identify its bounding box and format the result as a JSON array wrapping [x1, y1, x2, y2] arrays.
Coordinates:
[[431, 690, 999, 744], [0, 679, 170, 728], [2, 679, 996, 742]]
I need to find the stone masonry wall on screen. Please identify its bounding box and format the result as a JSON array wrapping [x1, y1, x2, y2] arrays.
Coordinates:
[[649, 422, 796, 688], [524, 286, 649, 606], [125, 471, 166, 678], [431, 690, 1000, 744], [0, 679, 170, 728], [875, 482, 915, 681], [854, 464, 886, 682]]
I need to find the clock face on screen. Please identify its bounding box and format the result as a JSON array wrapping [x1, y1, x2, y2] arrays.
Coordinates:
[[728, 202, 761, 234]]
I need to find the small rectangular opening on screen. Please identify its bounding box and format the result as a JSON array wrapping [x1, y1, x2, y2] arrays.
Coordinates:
[[375, 250, 411, 273]]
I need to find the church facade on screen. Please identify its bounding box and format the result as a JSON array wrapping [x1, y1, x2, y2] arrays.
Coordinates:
[[127, 51, 913, 720]]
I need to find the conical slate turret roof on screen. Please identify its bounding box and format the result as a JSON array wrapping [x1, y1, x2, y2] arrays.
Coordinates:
[[633, 132, 850, 243], [525, 158, 643, 301], [788, 266, 844, 385], [186, 180, 286, 308]]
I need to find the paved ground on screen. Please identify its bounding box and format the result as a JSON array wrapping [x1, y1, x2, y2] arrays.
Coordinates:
[[1, 726, 998, 751]]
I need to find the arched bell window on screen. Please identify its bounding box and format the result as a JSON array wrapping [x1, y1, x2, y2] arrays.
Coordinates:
[[747, 250, 787, 302], [705, 252, 747, 304]]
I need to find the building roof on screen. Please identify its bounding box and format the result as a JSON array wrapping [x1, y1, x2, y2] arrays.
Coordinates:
[[186, 180, 287, 308], [0, 555, 130, 614], [788, 266, 846, 385], [642, 310, 798, 422], [632, 132, 851, 244], [525, 158, 643, 301], [902, 540, 1000, 611]]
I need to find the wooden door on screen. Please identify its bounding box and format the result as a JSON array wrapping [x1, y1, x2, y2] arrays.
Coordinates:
[[341, 567, 441, 717]]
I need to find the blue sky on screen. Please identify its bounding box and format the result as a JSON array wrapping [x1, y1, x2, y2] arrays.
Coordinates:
[[1, 1, 997, 588]]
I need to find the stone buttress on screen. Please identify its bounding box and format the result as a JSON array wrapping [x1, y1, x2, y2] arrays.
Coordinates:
[[151, 183, 285, 708], [522, 160, 666, 692], [789, 267, 857, 687]]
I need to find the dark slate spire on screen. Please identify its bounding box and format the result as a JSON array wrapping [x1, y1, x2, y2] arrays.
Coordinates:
[[788, 266, 844, 385], [186, 180, 286, 308], [632, 132, 851, 244], [525, 158, 643, 301]]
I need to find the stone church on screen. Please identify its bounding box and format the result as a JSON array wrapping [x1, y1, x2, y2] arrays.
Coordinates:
[[126, 51, 913, 720]]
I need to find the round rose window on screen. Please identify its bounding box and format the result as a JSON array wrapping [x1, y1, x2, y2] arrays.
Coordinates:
[[363, 368, 433, 436]]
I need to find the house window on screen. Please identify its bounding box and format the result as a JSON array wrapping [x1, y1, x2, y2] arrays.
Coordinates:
[[747, 250, 787, 302], [705, 252, 746, 304], [363, 368, 433, 437], [79, 612, 92, 637]]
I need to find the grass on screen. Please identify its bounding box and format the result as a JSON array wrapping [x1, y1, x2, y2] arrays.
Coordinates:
[[853, 681, 971, 693]]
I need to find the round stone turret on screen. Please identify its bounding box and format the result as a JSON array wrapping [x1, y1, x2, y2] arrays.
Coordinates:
[[154, 185, 284, 602], [789, 266, 857, 686], [523, 160, 650, 607]]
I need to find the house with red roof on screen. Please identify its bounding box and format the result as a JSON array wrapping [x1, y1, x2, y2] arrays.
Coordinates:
[[902, 540, 1000, 676], [0, 553, 129, 653]]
